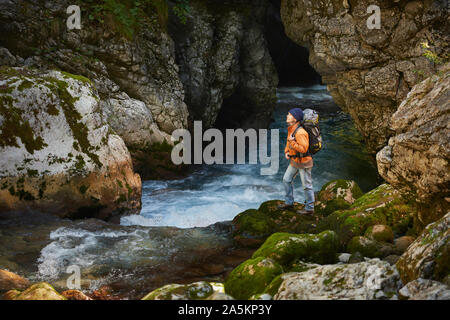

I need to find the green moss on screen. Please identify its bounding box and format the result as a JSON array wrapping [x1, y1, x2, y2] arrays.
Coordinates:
[[125, 182, 133, 197], [251, 231, 339, 268], [60, 71, 92, 85], [46, 103, 59, 116], [43, 75, 101, 167], [232, 200, 318, 247], [27, 169, 38, 177], [317, 184, 417, 248], [224, 257, 283, 300], [74, 155, 86, 170], [315, 198, 351, 217], [264, 274, 284, 296], [0, 103, 48, 154], [17, 79, 34, 91]]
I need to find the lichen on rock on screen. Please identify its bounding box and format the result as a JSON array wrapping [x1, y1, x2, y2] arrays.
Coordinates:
[[141, 281, 217, 300], [317, 184, 417, 248], [315, 179, 364, 217], [273, 259, 402, 300], [396, 212, 449, 284], [0, 68, 141, 220]]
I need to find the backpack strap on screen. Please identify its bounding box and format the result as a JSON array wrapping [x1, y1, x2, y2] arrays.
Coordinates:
[[289, 122, 311, 159]]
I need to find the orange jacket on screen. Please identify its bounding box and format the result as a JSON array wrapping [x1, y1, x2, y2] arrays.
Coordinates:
[[285, 122, 312, 164]]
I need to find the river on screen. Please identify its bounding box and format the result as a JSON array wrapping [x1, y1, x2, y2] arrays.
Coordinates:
[[0, 86, 379, 299]]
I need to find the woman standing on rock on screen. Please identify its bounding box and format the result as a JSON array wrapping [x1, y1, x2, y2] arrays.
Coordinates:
[[278, 108, 315, 215]]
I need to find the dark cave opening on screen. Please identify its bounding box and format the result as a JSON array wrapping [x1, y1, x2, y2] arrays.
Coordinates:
[[265, 0, 321, 87]]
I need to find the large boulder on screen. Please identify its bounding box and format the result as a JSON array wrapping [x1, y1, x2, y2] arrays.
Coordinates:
[[315, 179, 364, 216], [317, 184, 417, 248], [377, 67, 450, 227], [280, 0, 448, 155], [0, 2, 188, 134], [0, 67, 141, 220], [224, 257, 283, 300], [273, 259, 402, 300], [232, 200, 318, 248], [396, 212, 449, 284], [251, 231, 339, 268]]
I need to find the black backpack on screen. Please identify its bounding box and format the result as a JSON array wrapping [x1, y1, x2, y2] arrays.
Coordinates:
[[291, 109, 323, 158]]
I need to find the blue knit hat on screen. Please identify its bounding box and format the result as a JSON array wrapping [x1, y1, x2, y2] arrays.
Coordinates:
[[289, 108, 303, 122]]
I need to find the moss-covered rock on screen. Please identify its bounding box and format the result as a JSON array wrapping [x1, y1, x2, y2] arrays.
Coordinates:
[[317, 184, 417, 248], [232, 200, 318, 248], [0, 68, 142, 220], [347, 236, 399, 259], [396, 212, 449, 284], [141, 281, 215, 300], [251, 230, 339, 268], [12, 282, 66, 300], [315, 179, 363, 216], [224, 257, 283, 300], [365, 224, 394, 243]]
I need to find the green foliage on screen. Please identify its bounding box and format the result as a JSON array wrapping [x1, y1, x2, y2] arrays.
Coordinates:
[[420, 41, 447, 65], [80, 0, 190, 39]]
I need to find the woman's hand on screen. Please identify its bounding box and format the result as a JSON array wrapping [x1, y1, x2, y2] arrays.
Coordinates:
[[285, 152, 290, 160], [288, 134, 295, 141]]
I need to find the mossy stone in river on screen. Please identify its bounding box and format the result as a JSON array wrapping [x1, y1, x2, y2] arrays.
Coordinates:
[[141, 281, 214, 300], [232, 200, 318, 248], [251, 230, 339, 268], [224, 257, 283, 300]]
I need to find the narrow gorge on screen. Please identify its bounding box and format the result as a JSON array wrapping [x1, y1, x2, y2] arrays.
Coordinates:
[[0, 0, 448, 301]]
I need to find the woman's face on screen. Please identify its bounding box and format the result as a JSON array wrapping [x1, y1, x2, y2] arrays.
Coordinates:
[[286, 113, 296, 125]]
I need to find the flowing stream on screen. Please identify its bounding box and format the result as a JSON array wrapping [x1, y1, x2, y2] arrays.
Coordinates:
[[0, 86, 379, 299]]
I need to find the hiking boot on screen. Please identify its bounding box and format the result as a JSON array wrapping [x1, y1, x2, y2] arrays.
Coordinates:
[[277, 203, 294, 210], [297, 209, 314, 216]]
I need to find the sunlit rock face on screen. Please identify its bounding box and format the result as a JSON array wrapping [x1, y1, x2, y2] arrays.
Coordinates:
[[0, 68, 141, 220], [280, 0, 448, 155]]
